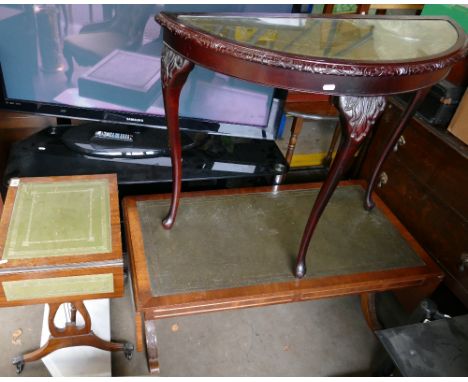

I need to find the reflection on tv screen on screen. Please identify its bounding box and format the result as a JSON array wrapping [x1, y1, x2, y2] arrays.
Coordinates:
[[0, 4, 291, 131]]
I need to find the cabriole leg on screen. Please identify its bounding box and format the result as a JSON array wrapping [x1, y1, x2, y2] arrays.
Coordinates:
[[160, 44, 194, 229], [364, 88, 430, 210], [295, 96, 386, 278]]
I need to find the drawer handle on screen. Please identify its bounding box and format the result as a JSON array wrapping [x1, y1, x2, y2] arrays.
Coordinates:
[[377, 172, 388, 188], [459, 253, 468, 272], [393, 135, 406, 152]]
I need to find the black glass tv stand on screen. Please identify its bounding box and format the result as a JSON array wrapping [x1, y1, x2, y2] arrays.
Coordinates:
[[2, 123, 287, 197]]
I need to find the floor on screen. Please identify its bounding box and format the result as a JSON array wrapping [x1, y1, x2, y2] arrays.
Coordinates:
[[1, 281, 385, 377]]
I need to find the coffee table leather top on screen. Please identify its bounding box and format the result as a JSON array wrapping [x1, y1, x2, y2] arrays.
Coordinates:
[[136, 185, 424, 296]]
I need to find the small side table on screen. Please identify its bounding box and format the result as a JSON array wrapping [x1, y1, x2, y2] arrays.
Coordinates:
[[0, 174, 133, 374]]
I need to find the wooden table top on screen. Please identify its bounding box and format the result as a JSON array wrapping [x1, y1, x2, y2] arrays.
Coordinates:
[[157, 12, 467, 95], [123, 181, 442, 319]]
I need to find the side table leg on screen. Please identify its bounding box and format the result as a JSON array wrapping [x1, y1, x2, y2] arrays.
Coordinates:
[[295, 96, 386, 278], [144, 319, 160, 374], [364, 87, 430, 210], [161, 44, 194, 229], [12, 301, 134, 374]]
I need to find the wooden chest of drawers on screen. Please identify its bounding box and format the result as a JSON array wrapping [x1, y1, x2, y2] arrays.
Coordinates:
[[361, 99, 468, 306]]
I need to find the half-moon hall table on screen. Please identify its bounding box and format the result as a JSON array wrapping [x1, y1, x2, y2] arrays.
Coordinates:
[[156, 13, 467, 278]]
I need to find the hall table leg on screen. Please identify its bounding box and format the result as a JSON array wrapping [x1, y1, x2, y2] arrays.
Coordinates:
[[160, 44, 194, 229], [364, 87, 430, 211], [294, 95, 386, 277]]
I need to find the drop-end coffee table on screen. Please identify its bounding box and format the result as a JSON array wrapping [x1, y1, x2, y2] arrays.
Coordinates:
[[123, 181, 442, 373]]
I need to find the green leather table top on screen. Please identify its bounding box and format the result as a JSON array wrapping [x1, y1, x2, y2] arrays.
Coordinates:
[[2, 179, 111, 260], [136, 185, 424, 297]]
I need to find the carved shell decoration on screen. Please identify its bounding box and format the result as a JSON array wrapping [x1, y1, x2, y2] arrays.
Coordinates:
[[161, 44, 189, 85], [338, 96, 386, 142]]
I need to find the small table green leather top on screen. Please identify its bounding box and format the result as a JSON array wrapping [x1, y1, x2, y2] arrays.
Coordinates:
[[3, 179, 111, 260], [156, 12, 467, 278], [0, 174, 123, 307]]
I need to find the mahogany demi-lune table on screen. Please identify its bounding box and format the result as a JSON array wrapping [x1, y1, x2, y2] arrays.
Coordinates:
[[156, 13, 467, 278]]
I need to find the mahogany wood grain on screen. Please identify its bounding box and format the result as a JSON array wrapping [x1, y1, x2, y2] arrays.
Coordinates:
[[294, 96, 386, 277], [160, 45, 194, 229], [446, 58, 468, 87]]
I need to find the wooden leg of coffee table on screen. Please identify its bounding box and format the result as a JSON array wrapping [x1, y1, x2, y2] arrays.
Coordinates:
[[295, 96, 386, 278], [144, 319, 160, 374], [135, 312, 144, 353], [364, 87, 430, 210], [360, 292, 383, 331], [160, 44, 194, 229], [12, 301, 134, 374]]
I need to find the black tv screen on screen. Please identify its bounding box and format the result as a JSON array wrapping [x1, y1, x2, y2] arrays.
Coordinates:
[[0, 4, 292, 139]]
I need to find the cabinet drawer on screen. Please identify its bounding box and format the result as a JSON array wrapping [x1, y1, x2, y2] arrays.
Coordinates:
[[360, 98, 468, 305], [376, 153, 468, 305], [383, 115, 468, 218]]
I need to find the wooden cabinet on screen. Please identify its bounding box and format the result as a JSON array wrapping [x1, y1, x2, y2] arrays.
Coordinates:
[[361, 98, 468, 306]]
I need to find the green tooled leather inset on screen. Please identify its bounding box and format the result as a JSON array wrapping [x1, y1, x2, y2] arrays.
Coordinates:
[[137, 185, 425, 296], [3, 180, 111, 259], [2, 273, 114, 301]]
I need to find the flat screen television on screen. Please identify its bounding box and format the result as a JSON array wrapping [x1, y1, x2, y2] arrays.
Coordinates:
[[0, 4, 292, 155]]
